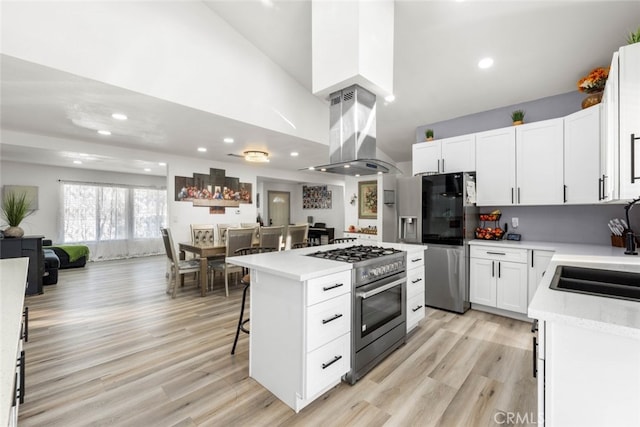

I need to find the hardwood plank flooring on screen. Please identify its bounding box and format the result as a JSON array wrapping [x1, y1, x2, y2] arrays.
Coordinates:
[[18, 256, 537, 426]]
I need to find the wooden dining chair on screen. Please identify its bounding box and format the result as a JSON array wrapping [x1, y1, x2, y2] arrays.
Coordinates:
[[241, 222, 261, 246], [231, 246, 276, 355], [209, 227, 255, 297], [161, 227, 200, 298], [259, 225, 284, 251], [191, 224, 215, 245], [216, 223, 238, 245]]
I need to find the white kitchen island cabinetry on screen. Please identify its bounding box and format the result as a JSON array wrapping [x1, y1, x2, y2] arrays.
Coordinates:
[[412, 134, 475, 175], [527, 249, 554, 304], [469, 245, 528, 314], [243, 257, 352, 413], [564, 105, 601, 204], [343, 232, 379, 243], [405, 247, 425, 333]]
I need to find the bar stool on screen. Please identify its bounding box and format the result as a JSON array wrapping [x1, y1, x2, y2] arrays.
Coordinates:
[[231, 246, 276, 355]]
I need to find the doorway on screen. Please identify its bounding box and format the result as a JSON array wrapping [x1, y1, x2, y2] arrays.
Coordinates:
[[267, 191, 290, 226]]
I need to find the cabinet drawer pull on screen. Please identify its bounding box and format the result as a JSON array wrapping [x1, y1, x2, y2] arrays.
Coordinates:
[[486, 251, 506, 256], [322, 283, 344, 291], [411, 257, 422, 263], [322, 355, 342, 369], [498, 262, 501, 278], [411, 278, 422, 284], [322, 313, 343, 324], [23, 306, 29, 342], [15, 350, 25, 404], [412, 305, 423, 312], [532, 336, 537, 378]]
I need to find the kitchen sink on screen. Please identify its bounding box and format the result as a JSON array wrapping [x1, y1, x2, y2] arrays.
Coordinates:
[[550, 266, 640, 302]]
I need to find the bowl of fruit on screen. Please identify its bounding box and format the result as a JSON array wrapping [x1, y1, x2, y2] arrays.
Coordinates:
[[475, 226, 505, 240], [479, 210, 502, 222]]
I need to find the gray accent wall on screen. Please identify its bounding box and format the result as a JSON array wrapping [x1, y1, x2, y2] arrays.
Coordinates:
[[416, 91, 584, 142]]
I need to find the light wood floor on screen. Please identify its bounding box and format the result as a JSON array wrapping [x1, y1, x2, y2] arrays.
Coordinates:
[[19, 256, 537, 426]]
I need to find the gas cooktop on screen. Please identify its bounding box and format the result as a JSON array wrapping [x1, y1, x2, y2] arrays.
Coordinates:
[[307, 245, 403, 263]]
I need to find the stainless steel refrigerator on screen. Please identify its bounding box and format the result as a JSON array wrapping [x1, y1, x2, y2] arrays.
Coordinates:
[[397, 173, 477, 314]]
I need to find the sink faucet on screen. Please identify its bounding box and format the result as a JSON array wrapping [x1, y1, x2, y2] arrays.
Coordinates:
[[624, 197, 640, 255]]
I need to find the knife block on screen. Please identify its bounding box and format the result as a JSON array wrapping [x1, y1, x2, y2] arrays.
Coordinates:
[[611, 235, 625, 247]]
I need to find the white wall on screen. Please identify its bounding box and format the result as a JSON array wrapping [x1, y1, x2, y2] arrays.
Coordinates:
[[0, 160, 165, 242]]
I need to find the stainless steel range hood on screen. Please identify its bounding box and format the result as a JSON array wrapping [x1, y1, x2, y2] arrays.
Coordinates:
[[310, 84, 400, 176]]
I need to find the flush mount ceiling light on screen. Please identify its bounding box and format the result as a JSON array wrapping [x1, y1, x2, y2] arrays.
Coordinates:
[[478, 57, 494, 69], [97, 130, 111, 136], [384, 94, 395, 103], [158, 162, 166, 166], [111, 113, 127, 120], [73, 160, 82, 164], [223, 137, 234, 143], [144, 168, 151, 172], [197, 147, 207, 152], [290, 152, 299, 157], [244, 150, 270, 163]]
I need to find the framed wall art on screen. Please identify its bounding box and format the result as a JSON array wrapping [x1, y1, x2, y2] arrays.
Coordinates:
[[358, 181, 377, 219]]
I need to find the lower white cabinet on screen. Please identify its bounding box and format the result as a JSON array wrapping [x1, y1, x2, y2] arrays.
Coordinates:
[[406, 248, 425, 332], [250, 269, 351, 413], [527, 250, 554, 303], [470, 245, 528, 314], [537, 320, 640, 426], [343, 232, 380, 242]]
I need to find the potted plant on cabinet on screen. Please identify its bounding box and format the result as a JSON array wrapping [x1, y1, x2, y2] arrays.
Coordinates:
[[425, 129, 434, 141], [1, 191, 33, 238], [511, 110, 525, 125], [627, 26, 640, 44]]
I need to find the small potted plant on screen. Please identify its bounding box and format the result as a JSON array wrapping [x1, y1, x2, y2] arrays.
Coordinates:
[[511, 110, 525, 126], [1, 191, 33, 238], [627, 26, 640, 44], [425, 129, 434, 141]]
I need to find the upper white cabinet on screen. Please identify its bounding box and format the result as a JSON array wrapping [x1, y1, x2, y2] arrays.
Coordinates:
[[600, 52, 619, 202], [617, 43, 640, 200], [412, 134, 475, 175], [564, 105, 601, 204], [516, 118, 565, 205], [476, 119, 564, 206], [476, 127, 517, 205]]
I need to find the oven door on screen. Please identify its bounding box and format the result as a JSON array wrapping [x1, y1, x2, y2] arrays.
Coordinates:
[[354, 273, 406, 351]]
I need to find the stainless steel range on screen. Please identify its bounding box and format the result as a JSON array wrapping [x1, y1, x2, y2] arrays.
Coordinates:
[[307, 245, 407, 384]]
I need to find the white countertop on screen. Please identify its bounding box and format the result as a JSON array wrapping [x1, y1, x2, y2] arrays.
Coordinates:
[[227, 242, 427, 282], [469, 239, 640, 339], [1, 257, 29, 427]]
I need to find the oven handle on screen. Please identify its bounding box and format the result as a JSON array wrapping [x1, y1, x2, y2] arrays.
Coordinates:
[[356, 278, 405, 300]]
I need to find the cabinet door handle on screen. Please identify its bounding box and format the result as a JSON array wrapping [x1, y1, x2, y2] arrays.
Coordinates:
[[632, 133, 638, 183], [323, 283, 344, 291], [563, 185, 567, 203], [322, 355, 342, 369], [511, 188, 514, 204], [598, 177, 603, 201], [437, 159, 440, 173], [491, 261, 495, 277], [487, 251, 506, 256], [518, 187, 521, 204], [411, 278, 422, 284], [23, 307, 29, 343], [602, 175, 607, 199], [322, 313, 343, 324], [412, 305, 424, 312], [442, 159, 445, 172], [498, 262, 501, 278], [16, 350, 25, 404], [531, 251, 534, 268], [532, 336, 538, 378]]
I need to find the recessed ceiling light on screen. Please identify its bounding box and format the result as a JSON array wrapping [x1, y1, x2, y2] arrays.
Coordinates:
[[478, 57, 494, 69], [344, 164, 350, 168], [144, 168, 151, 172], [308, 166, 315, 170], [320, 168, 327, 172], [112, 113, 127, 120], [378, 171, 383, 175], [73, 160, 82, 164], [97, 130, 111, 136], [384, 94, 395, 102], [355, 174, 361, 177], [290, 152, 299, 157], [197, 147, 207, 152], [223, 137, 234, 143], [158, 162, 166, 166]]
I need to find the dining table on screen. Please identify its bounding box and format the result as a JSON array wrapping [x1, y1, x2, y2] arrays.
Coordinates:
[[179, 241, 226, 296]]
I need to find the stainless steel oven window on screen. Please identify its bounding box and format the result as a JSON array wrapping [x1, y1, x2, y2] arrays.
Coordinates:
[[361, 285, 402, 336]]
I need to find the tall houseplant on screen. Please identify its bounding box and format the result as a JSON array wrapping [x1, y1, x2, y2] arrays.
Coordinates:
[[1, 191, 33, 238]]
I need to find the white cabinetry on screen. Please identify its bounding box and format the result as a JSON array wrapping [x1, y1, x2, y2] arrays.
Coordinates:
[[527, 250, 554, 304], [343, 232, 380, 242], [537, 321, 640, 426], [470, 245, 528, 314], [600, 52, 619, 202], [617, 43, 640, 200], [405, 248, 425, 332], [564, 106, 601, 204], [250, 269, 351, 413], [476, 119, 564, 206], [412, 134, 475, 175]]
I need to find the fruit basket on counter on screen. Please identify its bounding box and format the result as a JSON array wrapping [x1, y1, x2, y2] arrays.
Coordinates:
[[475, 211, 505, 240]]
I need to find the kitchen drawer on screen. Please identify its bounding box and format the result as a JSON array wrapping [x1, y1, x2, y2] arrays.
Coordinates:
[[470, 245, 527, 263], [305, 333, 350, 399], [306, 293, 351, 352], [407, 268, 424, 299], [407, 249, 425, 268], [407, 292, 425, 331], [306, 270, 351, 306]]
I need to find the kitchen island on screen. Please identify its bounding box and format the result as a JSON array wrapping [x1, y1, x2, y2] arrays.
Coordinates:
[[227, 242, 426, 412], [524, 243, 640, 427]]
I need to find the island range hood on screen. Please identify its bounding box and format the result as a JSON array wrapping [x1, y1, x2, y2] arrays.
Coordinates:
[[310, 84, 400, 176]]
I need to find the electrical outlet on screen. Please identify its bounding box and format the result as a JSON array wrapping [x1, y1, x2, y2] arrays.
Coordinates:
[[512, 217, 519, 228]]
